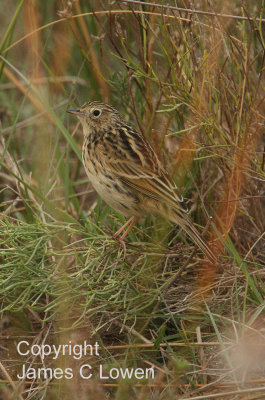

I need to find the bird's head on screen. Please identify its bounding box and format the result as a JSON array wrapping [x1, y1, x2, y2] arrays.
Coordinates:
[[67, 101, 121, 135]]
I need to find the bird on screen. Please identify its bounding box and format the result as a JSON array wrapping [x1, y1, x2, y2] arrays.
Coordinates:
[[67, 101, 216, 263]]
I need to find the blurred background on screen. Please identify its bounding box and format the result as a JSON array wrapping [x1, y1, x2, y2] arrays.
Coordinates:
[[0, 1, 265, 399]]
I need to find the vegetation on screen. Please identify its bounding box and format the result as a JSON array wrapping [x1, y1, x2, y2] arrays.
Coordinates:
[[0, 1, 264, 399]]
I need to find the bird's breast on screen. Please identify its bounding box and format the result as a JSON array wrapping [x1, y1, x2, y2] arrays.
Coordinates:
[[82, 137, 141, 217]]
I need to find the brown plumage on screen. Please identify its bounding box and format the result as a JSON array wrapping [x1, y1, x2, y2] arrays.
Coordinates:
[[67, 101, 216, 263]]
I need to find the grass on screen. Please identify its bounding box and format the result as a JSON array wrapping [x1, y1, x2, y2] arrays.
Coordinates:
[[0, 0, 265, 399]]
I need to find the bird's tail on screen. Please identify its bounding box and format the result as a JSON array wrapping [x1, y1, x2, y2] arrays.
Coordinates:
[[164, 206, 217, 264]]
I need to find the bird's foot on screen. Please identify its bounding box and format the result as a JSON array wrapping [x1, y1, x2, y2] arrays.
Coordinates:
[[112, 234, 127, 255]]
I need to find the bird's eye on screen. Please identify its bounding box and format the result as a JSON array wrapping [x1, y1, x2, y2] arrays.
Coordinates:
[[92, 109, 101, 117]]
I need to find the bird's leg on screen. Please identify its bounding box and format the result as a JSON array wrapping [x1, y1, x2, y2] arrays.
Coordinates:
[[112, 217, 137, 254], [113, 216, 135, 240], [119, 217, 137, 241], [113, 216, 137, 255]]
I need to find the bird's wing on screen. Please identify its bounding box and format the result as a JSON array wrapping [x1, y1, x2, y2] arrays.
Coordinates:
[[103, 156, 184, 207], [97, 125, 184, 207]]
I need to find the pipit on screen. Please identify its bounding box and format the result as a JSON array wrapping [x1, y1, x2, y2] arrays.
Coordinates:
[[67, 101, 216, 263]]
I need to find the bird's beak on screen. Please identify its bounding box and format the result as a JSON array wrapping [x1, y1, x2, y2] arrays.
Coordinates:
[[67, 109, 82, 115]]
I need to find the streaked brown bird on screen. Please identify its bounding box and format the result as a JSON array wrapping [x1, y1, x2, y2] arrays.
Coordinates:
[[67, 101, 216, 263]]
